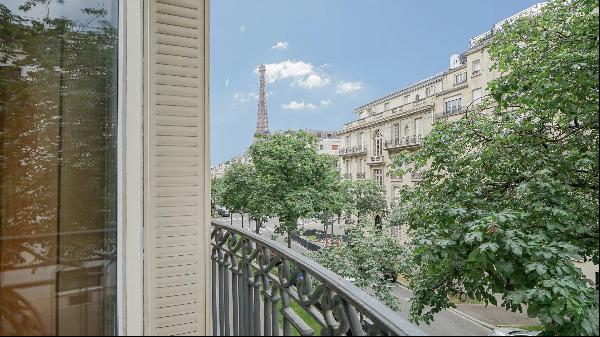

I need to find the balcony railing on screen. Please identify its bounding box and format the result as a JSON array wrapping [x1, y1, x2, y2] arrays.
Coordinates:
[[411, 172, 423, 182], [384, 135, 423, 150], [435, 107, 467, 120], [368, 156, 384, 165], [356, 172, 366, 179], [211, 222, 425, 336], [343, 173, 352, 179], [339, 145, 368, 156]]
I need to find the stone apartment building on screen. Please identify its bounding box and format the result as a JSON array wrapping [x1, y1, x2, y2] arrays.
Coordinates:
[[305, 129, 342, 156], [338, 4, 545, 241]]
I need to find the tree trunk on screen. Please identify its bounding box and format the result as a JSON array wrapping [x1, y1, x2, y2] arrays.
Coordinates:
[[230, 213, 233, 226], [287, 230, 292, 249], [241, 212, 244, 228], [256, 219, 260, 234]]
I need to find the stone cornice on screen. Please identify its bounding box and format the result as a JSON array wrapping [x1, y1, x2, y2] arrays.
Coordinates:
[[340, 104, 434, 135]]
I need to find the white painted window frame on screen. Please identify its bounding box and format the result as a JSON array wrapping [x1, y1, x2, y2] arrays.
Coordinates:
[[117, 0, 145, 335]]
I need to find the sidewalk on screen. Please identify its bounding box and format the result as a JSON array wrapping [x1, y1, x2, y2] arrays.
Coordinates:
[[454, 298, 540, 328], [394, 283, 540, 331]]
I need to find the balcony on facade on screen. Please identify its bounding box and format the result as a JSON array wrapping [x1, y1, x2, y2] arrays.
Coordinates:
[[384, 135, 423, 151], [368, 156, 384, 165], [342, 173, 353, 179], [339, 145, 367, 157], [389, 173, 403, 181], [435, 106, 467, 120], [210, 222, 425, 336], [356, 172, 366, 179]]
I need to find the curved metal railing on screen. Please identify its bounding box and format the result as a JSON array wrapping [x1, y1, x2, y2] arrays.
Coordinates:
[[211, 222, 426, 336]]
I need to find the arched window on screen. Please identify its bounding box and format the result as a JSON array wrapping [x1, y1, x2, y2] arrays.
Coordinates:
[[373, 130, 383, 156]]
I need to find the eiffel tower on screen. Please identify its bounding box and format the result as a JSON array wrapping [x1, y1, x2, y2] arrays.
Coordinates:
[[255, 64, 269, 136]]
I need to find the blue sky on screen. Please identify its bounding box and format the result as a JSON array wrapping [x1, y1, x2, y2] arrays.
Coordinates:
[[210, 0, 541, 165]]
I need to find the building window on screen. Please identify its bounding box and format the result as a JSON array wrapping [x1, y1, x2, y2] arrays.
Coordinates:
[[444, 97, 462, 114], [472, 59, 481, 75], [384, 102, 390, 111], [358, 132, 364, 146], [404, 94, 410, 103], [454, 72, 467, 85], [373, 169, 383, 187], [426, 86, 435, 97], [393, 123, 400, 140], [319, 144, 324, 150], [415, 94, 420, 102], [373, 130, 383, 156], [345, 135, 351, 147], [414, 118, 423, 136], [404, 124, 410, 135], [472, 88, 482, 106], [331, 144, 339, 150], [0, 1, 119, 335]]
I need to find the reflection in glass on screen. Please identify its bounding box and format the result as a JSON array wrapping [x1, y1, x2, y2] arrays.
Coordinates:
[[0, 1, 118, 335]]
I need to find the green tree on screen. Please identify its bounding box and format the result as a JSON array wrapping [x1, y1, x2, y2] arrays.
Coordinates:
[[211, 177, 224, 210], [249, 131, 340, 248], [221, 162, 253, 227], [391, 0, 599, 335], [345, 179, 387, 222]]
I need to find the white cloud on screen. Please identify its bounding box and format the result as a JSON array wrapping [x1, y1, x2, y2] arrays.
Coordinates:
[[271, 41, 289, 50], [240, 25, 246, 33], [320, 99, 333, 106], [281, 101, 317, 110], [296, 74, 330, 89], [258, 60, 330, 90], [225, 78, 230, 87], [336, 81, 362, 94], [233, 91, 258, 103]]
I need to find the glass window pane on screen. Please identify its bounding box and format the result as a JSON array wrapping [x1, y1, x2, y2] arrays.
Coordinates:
[[1, 1, 119, 335]]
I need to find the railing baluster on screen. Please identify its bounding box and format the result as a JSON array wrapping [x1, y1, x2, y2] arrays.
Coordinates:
[[218, 231, 226, 336], [254, 276, 262, 335], [223, 257, 231, 336], [240, 242, 248, 335], [211, 245, 219, 336], [231, 265, 240, 336]]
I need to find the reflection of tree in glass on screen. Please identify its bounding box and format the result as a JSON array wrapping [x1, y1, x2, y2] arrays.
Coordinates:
[[1, 1, 118, 334]]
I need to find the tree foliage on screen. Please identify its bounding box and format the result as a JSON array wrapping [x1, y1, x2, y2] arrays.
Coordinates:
[[391, 1, 599, 335], [249, 131, 340, 246], [344, 179, 387, 221], [313, 220, 404, 310]]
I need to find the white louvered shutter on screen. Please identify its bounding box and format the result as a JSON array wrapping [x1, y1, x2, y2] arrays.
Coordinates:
[[145, 0, 210, 335]]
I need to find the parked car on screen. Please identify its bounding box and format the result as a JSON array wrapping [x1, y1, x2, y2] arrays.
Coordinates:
[[218, 208, 230, 217]]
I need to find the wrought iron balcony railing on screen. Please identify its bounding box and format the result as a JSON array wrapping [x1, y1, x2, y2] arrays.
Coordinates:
[[384, 135, 423, 151], [356, 172, 366, 179], [211, 222, 425, 336], [339, 145, 367, 157], [342, 173, 352, 179]]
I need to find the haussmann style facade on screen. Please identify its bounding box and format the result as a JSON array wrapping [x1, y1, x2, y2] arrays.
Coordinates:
[[338, 4, 544, 243]]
